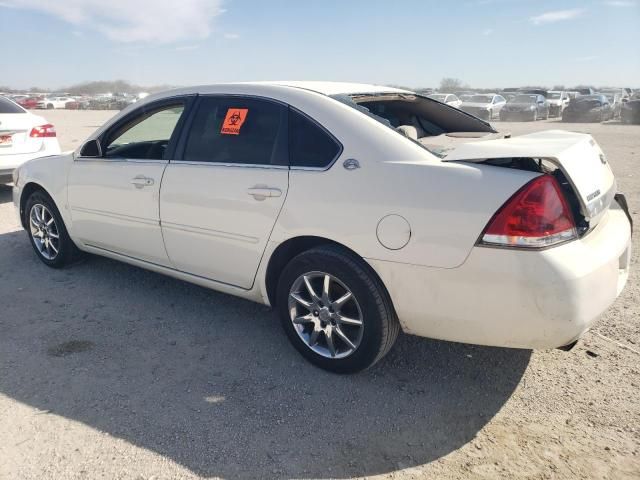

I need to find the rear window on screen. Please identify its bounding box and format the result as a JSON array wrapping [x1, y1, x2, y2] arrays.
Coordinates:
[[0, 97, 26, 114], [289, 109, 340, 169], [184, 97, 286, 165]]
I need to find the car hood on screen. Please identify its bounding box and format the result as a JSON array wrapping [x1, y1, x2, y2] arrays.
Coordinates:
[[460, 102, 490, 108], [439, 130, 616, 226]]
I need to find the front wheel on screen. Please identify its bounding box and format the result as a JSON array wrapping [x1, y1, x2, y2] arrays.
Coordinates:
[[25, 191, 79, 268], [276, 245, 399, 373]]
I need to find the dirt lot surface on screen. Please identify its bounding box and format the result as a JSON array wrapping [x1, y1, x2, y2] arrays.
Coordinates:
[[0, 110, 638, 480]]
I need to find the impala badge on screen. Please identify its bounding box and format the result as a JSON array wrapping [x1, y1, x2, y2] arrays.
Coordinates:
[[586, 189, 601, 202]]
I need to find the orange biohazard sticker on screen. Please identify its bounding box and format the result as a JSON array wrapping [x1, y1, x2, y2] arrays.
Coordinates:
[[221, 108, 248, 135]]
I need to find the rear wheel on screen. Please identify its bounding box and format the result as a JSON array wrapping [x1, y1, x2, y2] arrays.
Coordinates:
[[46, 103, 54, 109], [25, 191, 78, 268], [276, 245, 399, 373]]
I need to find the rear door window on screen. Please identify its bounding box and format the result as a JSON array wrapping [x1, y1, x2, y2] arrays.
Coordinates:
[[289, 109, 341, 169], [183, 96, 286, 166]]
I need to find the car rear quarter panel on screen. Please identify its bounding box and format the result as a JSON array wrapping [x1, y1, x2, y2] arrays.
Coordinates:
[[262, 89, 540, 269]]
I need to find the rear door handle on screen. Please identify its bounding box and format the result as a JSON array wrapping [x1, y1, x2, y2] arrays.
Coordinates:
[[131, 175, 155, 188], [247, 186, 282, 200]]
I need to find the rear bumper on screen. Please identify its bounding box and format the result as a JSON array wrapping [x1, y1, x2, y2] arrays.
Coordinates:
[[367, 202, 632, 349]]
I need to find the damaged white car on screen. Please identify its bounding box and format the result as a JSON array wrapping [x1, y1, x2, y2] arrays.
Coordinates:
[[12, 82, 632, 373]]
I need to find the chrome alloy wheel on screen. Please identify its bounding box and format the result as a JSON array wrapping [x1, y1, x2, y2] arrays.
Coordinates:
[[29, 204, 60, 260], [288, 271, 364, 359]]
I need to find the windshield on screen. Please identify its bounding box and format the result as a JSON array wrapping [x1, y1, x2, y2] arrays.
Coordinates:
[[468, 95, 493, 103], [0, 96, 26, 114], [428, 94, 447, 101], [548, 92, 562, 99], [509, 95, 536, 103]]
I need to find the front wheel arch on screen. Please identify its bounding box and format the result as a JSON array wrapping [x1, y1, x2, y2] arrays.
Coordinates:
[[20, 183, 53, 229]]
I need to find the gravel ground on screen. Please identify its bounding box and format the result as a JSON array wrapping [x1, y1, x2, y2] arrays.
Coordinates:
[[0, 110, 638, 480]]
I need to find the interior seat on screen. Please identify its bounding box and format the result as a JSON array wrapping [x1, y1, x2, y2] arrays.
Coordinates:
[[396, 125, 418, 140]]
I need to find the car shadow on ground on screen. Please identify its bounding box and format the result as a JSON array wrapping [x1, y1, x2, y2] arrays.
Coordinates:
[[0, 230, 531, 479]]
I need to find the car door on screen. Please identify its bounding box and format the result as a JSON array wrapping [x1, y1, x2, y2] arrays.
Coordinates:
[[67, 97, 191, 265], [160, 95, 289, 289]]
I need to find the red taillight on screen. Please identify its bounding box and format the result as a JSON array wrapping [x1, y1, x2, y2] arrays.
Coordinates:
[[480, 175, 577, 248], [29, 124, 56, 138]]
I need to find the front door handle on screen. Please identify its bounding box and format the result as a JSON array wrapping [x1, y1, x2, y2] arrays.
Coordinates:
[[131, 175, 155, 188], [247, 186, 282, 200]]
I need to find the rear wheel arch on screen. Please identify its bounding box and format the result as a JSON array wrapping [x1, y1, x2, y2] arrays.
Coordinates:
[[264, 236, 394, 311]]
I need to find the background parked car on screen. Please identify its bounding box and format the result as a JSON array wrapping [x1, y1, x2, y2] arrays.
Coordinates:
[[426, 93, 462, 108], [65, 98, 91, 110], [36, 96, 75, 109], [0, 96, 61, 183], [573, 86, 596, 96], [602, 93, 624, 119], [460, 94, 506, 120], [621, 99, 640, 124], [546, 91, 570, 117], [15, 96, 41, 109], [499, 94, 550, 121], [562, 94, 613, 122]]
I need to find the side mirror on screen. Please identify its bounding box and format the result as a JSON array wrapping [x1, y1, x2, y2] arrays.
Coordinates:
[[79, 139, 102, 157]]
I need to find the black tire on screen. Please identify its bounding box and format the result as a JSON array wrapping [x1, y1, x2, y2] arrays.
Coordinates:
[[276, 245, 400, 373], [46, 103, 54, 109], [24, 190, 79, 268]]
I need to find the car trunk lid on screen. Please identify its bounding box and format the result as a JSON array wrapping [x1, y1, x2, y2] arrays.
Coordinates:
[[0, 113, 43, 155], [440, 130, 616, 227]]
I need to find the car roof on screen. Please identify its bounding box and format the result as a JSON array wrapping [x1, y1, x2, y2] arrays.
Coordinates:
[[152, 81, 412, 99], [242, 81, 412, 96]]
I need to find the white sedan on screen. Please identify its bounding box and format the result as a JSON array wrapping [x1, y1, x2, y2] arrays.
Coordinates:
[[36, 96, 75, 109], [12, 82, 632, 373], [0, 96, 61, 183], [460, 94, 507, 120], [427, 93, 462, 108]]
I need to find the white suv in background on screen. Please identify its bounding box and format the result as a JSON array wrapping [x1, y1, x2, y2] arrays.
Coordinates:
[[0, 97, 61, 183], [547, 91, 570, 117]]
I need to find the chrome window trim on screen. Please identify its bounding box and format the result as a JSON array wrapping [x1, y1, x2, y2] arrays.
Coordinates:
[[169, 160, 288, 170], [75, 157, 168, 165]]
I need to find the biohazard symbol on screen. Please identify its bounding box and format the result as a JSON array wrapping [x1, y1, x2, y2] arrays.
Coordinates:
[[221, 108, 248, 135]]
